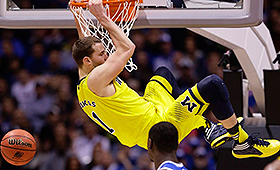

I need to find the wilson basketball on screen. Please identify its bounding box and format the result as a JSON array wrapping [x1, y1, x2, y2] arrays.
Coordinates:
[[1, 129, 36, 166]]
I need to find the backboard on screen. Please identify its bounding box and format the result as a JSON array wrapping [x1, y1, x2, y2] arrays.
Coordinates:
[[0, 0, 263, 29]]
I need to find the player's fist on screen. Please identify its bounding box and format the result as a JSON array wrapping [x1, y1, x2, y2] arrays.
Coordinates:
[[88, 0, 106, 19]]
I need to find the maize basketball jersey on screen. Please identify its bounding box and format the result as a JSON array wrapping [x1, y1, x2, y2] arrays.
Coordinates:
[[77, 75, 208, 149]]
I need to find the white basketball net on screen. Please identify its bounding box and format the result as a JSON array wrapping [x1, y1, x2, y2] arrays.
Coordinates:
[[71, 1, 141, 72]]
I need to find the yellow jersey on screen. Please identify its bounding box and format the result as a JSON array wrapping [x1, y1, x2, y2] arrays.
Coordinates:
[[77, 75, 208, 149], [77, 76, 158, 148]]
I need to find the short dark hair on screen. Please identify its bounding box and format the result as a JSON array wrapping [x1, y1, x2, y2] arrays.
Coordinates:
[[72, 36, 102, 68], [149, 122, 178, 153]]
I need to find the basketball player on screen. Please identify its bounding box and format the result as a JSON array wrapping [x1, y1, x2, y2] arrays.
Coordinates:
[[148, 122, 188, 170], [70, 0, 280, 158]]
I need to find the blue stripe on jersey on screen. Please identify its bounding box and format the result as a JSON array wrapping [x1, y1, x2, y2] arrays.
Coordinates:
[[116, 76, 122, 85], [158, 161, 188, 170]]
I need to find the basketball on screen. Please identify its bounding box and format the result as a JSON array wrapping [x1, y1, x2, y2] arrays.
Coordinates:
[[1, 129, 37, 166]]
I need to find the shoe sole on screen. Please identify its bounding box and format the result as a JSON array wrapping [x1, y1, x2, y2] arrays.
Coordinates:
[[232, 139, 280, 159], [211, 133, 231, 149], [232, 148, 280, 159]]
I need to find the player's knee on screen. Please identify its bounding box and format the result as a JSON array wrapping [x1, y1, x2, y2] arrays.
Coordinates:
[[209, 74, 223, 86], [198, 74, 230, 101], [209, 74, 230, 101], [199, 74, 223, 89]]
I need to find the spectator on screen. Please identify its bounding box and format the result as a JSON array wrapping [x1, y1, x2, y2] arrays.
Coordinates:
[[11, 109, 33, 133], [152, 32, 176, 71], [135, 152, 154, 170], [91, 150, 120, 170], [65, 156, 83, 170], [0, 78, 9, 101], [44, 29, 66, 51], [116, 145, 134, 170], [28, 30, 48, 46], [7, 57, 24, 84], [59, 33, 78, 71], [25, 42, 49, 74], [56, 76, 74, 114], [175, 54, 196, 91], [40, 122, 72, 170], [11, 69, 37, 114], [0, 30, 25, 58], [0, 39, 23, 80], [205, 51, 223, 78], [183, 36, 208, 80], [27, 81, 55, 133], [0, 97, 17, 136], [133, 50, 153, 93], [46, 49, 65, 75], [72, 120, 111, 166], [130, 30, 146, 52], [145, 29, 163, 57], [191, 146, 216, 170], [88, 143, 103, 170]]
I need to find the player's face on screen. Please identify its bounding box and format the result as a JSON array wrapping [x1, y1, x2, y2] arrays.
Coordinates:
[[90, 43, 108, 67]]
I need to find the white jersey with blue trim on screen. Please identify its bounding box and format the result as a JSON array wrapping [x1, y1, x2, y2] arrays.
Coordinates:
[[157, 161, 188, 170]]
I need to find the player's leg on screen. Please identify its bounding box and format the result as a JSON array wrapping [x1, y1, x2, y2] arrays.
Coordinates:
[[148, 67, 233, 149], [197, 74, 247, 148], [151, 66, 181, 99], [143, 66, 180, 109], [197, 74, 280, 158]]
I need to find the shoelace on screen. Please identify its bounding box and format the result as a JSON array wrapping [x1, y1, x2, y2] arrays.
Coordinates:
[[249, 132, 270, 147]]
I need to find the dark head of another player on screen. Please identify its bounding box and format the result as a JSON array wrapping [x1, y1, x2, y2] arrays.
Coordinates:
[[148, 122, 179, 162], [72, 36, 108, 71]]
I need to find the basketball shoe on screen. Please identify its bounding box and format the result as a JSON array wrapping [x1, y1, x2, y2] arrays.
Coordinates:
[[232, 133, 280, 158], [200, 117, 244, 149]]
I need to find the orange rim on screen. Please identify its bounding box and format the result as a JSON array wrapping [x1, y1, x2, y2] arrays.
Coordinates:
[[70, 1, 87, 8], [70, 0, 142, 7], [103, 0, 143, 4]]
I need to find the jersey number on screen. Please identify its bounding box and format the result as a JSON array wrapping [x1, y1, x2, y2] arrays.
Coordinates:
[[91, 111, 115, 134], [181, 96, 197, 113]]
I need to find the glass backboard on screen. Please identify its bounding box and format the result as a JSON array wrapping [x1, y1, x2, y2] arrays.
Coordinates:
[[0, 0, 263, 29]]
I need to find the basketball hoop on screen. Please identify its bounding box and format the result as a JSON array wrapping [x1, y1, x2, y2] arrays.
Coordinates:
[[70, 0, 142, 72]]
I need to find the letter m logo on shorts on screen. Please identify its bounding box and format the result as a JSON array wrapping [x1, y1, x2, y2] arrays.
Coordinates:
[[181, 96, 197, 113]]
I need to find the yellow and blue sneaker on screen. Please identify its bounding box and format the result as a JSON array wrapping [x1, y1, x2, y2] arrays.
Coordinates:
[[232, 133, 280, 159], [200, 117, 244, 149]]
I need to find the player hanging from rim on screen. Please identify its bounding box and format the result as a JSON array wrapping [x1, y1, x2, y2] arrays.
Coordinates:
[[148, 122, 188, 170], [70, 0, 280, 159]]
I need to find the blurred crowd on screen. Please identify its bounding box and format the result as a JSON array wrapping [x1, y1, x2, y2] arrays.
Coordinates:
[[0, 0, 279, 170]]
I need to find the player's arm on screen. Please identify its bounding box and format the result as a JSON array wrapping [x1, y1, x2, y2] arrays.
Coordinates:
[[87, 0, 135, 89], [69, 0, 90, 38]]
